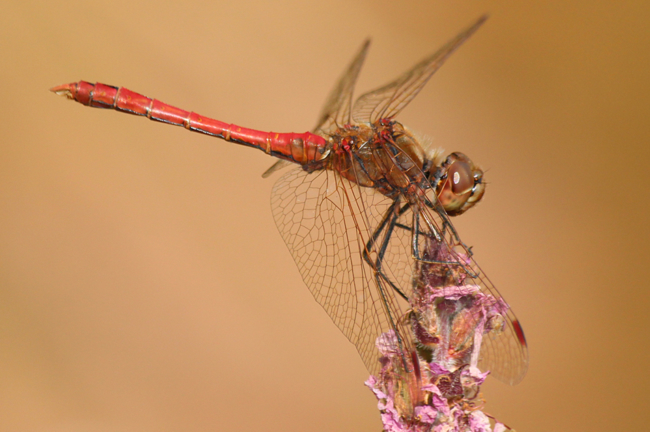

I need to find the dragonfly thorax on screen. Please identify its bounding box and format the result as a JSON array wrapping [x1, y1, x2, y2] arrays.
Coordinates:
[[329, 120, 429, 197], [326, 120, 485, 216]]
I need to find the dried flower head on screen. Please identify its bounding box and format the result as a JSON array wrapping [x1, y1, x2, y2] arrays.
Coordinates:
[[366, 238, 514, 432]]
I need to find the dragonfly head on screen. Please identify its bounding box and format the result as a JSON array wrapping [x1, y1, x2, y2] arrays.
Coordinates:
[[432, 152, 485, 216]]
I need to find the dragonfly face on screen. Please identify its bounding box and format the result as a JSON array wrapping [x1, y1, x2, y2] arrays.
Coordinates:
[[430, 152, 486, 217]]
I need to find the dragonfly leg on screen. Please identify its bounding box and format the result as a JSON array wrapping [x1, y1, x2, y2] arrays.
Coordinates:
[[359, 200, 414, 372], [362, 201, 411, 301], [410, 210, 480, 278], [373, 269, 412, 373]]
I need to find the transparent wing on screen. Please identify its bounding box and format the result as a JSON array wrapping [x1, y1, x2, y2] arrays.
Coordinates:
[[396, 195, 529, 385], [352, 15, 487, 123], [262, 41, 371, 179], [270, 144, 528, 384], [270, 165, 413, 375], [313, 39, 371, 135], [261, 159, 292, 178], [469, 259, 529, 384]]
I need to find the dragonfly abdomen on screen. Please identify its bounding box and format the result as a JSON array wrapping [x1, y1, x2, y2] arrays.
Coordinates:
[[50, 81, 327, 165]]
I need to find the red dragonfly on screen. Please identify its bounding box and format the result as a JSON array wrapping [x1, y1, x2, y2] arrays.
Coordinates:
[[52, 15, 528, 385]]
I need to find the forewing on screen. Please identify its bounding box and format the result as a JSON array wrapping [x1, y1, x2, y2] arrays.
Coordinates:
[[462, 254, 529, 384], [352, 15, 487, 123], [270, 166, 411, 375], [407, 186, 530, 385], [313, 40, 371, 134]]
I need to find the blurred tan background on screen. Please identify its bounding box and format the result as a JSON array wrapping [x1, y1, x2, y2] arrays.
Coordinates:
[[2, 1, 649, 431]]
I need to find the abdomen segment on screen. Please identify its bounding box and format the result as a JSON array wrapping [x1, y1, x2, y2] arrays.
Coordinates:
[[51, 81, 327, 165]]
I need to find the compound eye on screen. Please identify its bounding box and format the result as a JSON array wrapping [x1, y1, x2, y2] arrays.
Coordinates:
[[435, 153, 484, 216], [448, 160, 473, 195]]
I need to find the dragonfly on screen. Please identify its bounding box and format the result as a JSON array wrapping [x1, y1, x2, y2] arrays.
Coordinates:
[[51, 15, 528, 385]]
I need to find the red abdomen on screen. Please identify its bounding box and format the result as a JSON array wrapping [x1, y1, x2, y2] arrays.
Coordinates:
[[51, 81, 328, 166]]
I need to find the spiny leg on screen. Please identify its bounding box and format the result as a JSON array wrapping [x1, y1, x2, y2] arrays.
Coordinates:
[[410, 206, 480, 278], [362, 200, 412, 301], [361, 200, 413, 371]]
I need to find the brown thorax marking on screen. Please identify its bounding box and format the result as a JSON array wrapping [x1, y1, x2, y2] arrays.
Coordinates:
[[327, 120, 428, 197]]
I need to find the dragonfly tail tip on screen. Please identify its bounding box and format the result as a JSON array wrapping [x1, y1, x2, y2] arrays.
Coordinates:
[[49, 83, 76, 99]]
